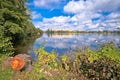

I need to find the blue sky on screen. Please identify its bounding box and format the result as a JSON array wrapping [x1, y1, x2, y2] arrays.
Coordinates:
[[27, 0, 120, 31]]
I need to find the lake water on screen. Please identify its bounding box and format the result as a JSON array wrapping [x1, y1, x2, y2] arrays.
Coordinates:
[[30, 33, 120, 56]]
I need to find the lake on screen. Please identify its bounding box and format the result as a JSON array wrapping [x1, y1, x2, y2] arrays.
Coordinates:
[[29, 33, 120, 56]]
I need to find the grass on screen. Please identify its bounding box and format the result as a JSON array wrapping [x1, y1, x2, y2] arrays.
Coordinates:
[[0, 43, 120, 80]]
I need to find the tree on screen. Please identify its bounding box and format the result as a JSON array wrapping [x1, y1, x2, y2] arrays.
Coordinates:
[[0, 0, 41, 54]]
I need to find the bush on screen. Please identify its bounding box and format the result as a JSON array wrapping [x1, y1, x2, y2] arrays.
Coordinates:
[[0, 43, 120, 80], [0, 36, 14, 55]]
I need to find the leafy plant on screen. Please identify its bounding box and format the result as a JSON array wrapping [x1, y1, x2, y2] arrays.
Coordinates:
[[0, 36, 14, 55], [0, 43, 120, 80]]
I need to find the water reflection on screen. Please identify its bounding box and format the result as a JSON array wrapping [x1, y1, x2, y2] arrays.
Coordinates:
[[33, 33, 120, 55]]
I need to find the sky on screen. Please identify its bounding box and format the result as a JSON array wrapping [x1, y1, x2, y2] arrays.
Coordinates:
[[27, 0, 120, 31]]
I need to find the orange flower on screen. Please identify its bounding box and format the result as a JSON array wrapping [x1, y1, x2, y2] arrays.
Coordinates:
[[9, 56, 25, 70]]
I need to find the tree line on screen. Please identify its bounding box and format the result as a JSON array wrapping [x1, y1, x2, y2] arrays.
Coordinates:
[[0, 0, 42, 54]]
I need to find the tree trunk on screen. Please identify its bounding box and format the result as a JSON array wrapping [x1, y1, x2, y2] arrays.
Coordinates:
[[9, 54, 33, 71]]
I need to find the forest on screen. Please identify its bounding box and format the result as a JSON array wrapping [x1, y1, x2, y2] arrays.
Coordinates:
[[0, 0, 42, 55]]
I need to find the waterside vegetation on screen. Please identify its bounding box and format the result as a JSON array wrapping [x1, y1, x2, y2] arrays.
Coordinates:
[[0, 0, 42, 55], [46, 29, 120, 34], [0, 43, 120, 80]]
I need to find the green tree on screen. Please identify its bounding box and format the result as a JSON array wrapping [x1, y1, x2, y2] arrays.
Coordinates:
[[0, 0, 42, 54]]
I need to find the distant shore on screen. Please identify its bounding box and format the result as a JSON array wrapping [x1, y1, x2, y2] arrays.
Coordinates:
[[45, 29, 120, 34]]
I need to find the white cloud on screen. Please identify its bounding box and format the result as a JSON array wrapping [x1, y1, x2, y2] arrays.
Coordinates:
[[87, 23, 99, 29], [64, 0, 120, 13], [43, 16, 70, 23], [34, 0, 59, 6], [107, 12, 120, 19], [34, 16, 76, 31], [64, 0, 93, 13], [31, 11, 42, 19], [63, 0, 120, 30], [34, 0, 120, 31], [70, 12, 101, 23], [94, 0, 120, 12], [33, 0, 66, 9]]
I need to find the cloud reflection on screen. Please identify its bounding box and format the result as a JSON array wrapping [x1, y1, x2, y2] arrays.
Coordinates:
[[33, 33, 120, 55]]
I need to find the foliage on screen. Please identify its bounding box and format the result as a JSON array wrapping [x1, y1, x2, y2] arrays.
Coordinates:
[[0, 54, 14, 80], [0, 0, 42, 55], [99, 42, 120, 63], [0, 43, 120, 80], [0, 66, 14, 80], [79, 56, 120, 79], [87, 42, 120, 63], [61, 55, 70, 71], [36, 48, 58, 68], [0, 36, 14, 55]]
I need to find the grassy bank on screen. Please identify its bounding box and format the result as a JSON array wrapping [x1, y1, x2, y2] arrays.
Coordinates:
[[0, 43, 120, 80]]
